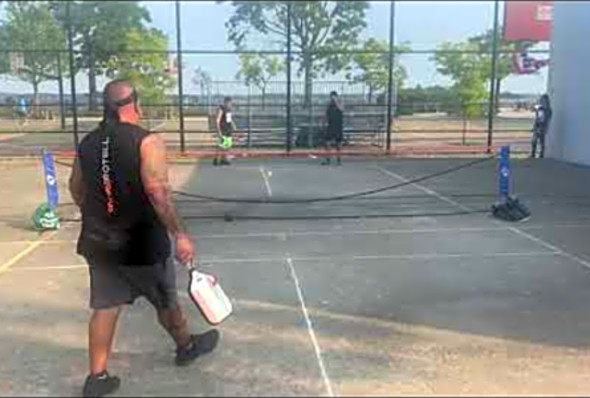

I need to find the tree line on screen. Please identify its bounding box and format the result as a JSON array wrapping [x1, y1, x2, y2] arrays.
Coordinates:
[[0, 1, 173, 113]]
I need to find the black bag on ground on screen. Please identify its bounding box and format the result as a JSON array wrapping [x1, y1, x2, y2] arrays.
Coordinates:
[[491, 196, 531, 222]]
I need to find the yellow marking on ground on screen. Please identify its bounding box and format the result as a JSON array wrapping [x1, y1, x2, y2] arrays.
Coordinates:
[[0, 230, 58, 275], [9, 264, 86, 271], [1, 239, 75, 245]]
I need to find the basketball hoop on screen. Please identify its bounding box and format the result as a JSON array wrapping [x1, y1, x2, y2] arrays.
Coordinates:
[[512, 52, 550, 75]]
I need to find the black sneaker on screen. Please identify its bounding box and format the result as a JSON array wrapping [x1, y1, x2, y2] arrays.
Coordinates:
[[213, 158, 219, 166], [175, 330, 220, 367], [220, 158, 231, 166], [336, 157, 341, 166], [321, 158, 331, 166], [82, 371, 120, 397]]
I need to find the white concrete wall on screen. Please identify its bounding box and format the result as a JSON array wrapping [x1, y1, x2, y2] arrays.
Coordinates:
[[547, 1, 590, 164]]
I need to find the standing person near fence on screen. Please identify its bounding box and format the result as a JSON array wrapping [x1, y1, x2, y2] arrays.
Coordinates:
[[68, 79, 219, 397], [531, 93, 552, 159], [17, 96, 29, 125], [213, 96, 236, 166], [322, 91, 344, 166]]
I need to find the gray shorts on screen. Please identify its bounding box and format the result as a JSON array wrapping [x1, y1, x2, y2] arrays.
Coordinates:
[[88, 259, 179, 310]]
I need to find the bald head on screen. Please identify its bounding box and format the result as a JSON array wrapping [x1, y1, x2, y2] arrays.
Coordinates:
[[104, 80, 135, 105], [103, 79, 141, 124]]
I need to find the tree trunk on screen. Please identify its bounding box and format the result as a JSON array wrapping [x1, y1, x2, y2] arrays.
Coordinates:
[[494, 78, 501, 115], [367, 87, 373, 104], [32, 82, 39, 118], [87, 40, 97, 112], [200, 82, 205, 114], [262, 86, 266, 110], [57, 53, 66, 129], [302, 52, 314, 143], [303, 52, 313, 109], [88, 61, 97, 111]]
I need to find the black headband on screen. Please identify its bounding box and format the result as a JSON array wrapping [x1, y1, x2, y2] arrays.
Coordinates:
[[101, 84, 139, 127], [103, 89, 138, 111]]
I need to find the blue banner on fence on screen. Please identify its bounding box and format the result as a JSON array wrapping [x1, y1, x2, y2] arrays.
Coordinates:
[[43, 151, 59, 210], [499, 146, 510, 199]]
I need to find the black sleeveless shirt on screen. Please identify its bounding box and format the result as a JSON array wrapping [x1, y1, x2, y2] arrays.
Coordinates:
[[219, 105, 233, 135], [76, 122, 171, 266], [326, 102, 343, 133]]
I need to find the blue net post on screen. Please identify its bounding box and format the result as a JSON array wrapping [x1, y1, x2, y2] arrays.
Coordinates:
[[42, 150, 60, 211], [498, 145, 511, 201]]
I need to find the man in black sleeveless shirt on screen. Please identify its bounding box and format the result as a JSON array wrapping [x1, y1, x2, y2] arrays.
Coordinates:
[[69, 80, 219, 397]]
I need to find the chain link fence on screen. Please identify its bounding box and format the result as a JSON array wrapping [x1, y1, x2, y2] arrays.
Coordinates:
[[0, 1, 550, 156]]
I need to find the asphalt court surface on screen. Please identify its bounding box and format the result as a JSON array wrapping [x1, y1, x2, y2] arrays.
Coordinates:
[[2, 156, 590, 395]]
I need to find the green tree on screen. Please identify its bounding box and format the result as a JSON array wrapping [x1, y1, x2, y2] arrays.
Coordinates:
[[0, 1, 66, 108], [51, 1, 151, 110], [225, 1, 369, 108], [468, 29, 534, 81], [468, 28, 534, 112], [433, 28, 535, 117], [397, 85, 455, 115], [433, 41, 489, 117], [0, 25, 9, 75], [237, 54, 285, 109], [349, 38, 409, 104], [106, 27, 175, 116]]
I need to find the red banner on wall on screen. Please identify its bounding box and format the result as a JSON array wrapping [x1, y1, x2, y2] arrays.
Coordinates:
[[504, 1, 553, 42]]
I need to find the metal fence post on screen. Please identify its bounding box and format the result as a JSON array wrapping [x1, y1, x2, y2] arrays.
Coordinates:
[[285, 1, 293, 153], [175, 0, 186, 154], [386, 0, 396, 152], [486, 0, 500, 152], [247, 84, 252, 149], [462, 108, 467, 146], [66, 1, 79, 149], [56, 52, 66, 130]]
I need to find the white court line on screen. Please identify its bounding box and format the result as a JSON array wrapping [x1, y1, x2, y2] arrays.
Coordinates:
[[374, 166, 472, 212], [259, 166, 273, 197], [196, 250, 557, 264], [0, 226, 537, 244], [7, 222, 590, 245], [5, 250, 561, 273], [286, 257, 334, 397], [376, 166, 590, 272], [508, 227, 590, 270], [4, 224, 579, 243]]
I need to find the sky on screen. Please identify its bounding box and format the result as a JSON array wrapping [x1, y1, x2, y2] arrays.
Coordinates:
[[0, 1, 550, 96]]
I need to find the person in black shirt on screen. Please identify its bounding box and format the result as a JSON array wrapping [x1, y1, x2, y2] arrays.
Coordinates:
[[214, 96, 236, 166], [531, 93, 552, 159], [322, 91, 344, 166], [69, 80, 219, 397]]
